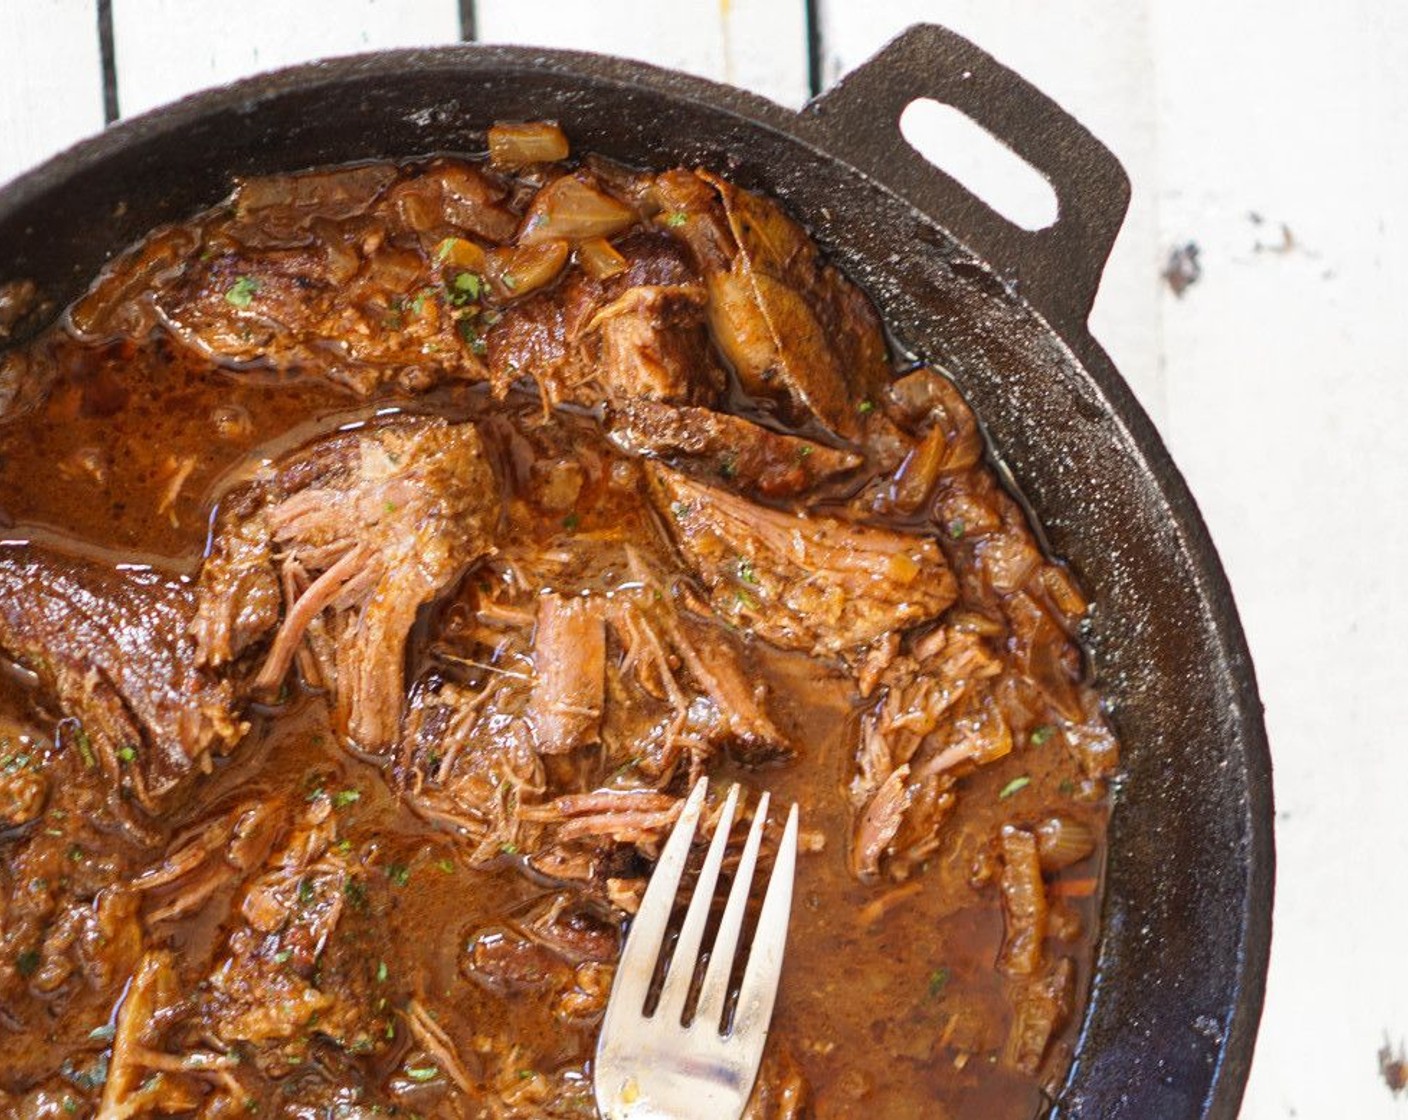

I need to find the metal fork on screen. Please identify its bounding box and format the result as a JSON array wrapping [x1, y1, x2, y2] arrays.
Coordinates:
[[594, 777, 800, 1120]]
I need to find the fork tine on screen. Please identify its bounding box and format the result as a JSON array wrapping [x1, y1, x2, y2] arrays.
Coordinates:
[[654, 782, 740, 1023], [609, 776, 709, 1014], [731, 801, 798, 1042], [693, 790, 770, 1032]]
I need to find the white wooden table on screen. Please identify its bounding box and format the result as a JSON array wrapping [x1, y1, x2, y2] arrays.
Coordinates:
[[4, 2, 1406, 1116]]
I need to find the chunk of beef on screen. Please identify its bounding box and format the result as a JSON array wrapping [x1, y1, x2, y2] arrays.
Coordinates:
[[605, 397, 862, 499], [656, 169, 890, 438], [0, 545, 244, 809], [73, 162, 521, 396], [649, 464, 956, 655], [1004, 957, 1075, 1074], [847, 630, 1011, 882], [207, 417, 500, 751], [201, 798, 393, 1071], [527, 593, 605, 754], [486, 230, 725, 409], [99, 950, 246, 1118], [189, 488, 281, 670], [996, 825, 1048, 978]]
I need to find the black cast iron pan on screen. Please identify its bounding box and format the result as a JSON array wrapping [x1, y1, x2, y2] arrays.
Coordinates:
[[0, 24, 1273, 1119]]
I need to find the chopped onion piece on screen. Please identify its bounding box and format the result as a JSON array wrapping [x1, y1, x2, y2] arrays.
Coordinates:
[[490, 240, 570, 298], [577, 237, 628, 280], [1033, 816, 1097, 872], [488, 121, 570, 169], [519, 176, 635, 245], [433, 237, 487, 272]]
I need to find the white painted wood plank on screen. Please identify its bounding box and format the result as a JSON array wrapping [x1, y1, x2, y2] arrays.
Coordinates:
[[111, 0, 462, 119], [475, 0, 810, 109], [1149, 4, 1408, 1118], [0, 0, 107, 187], [817, 1, 1165, 429]]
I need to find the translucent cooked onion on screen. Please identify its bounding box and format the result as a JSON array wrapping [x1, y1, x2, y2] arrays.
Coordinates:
[[519, 176, 635, 245], [490, 240, 570, 298], [890, 424, 948, 512], [488, 121, 570, 169], [433, 236, 488, 272], [1033, 816, 1097, 872], [577, 237, 628, 280]]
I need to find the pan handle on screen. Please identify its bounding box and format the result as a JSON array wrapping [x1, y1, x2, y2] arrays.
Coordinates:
[[801, 23, 1130, 337]]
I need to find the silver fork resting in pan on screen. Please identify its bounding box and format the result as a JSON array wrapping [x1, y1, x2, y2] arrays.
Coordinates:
[[594, 777, 800, 1120]]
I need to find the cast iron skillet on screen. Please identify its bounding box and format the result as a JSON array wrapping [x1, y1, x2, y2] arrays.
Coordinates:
[[0, 24, 1273, 1119]]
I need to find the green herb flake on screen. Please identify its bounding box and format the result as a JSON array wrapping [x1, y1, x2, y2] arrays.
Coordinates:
[[297, 878, 316, 906], [499, 842, 519, 856], [376, 960, 388, 983], [517, 1069, 537, 1080], [452, 271, 483, 299], [719, 454, 738, 479], [664, 211, 688, 227], [927, 967, 951, 997], [562, 512, 580, 531], [1030, 724, 1056, 746], [948, 519, 966, 540], [409, 287, 434, 315], [74, 726, 97, 769], [1058, 779, 1076, 796], [16, 948, 41, 977], [344, 879, 369, 912], [225, 276, 260, 308], [405, 1066, 439, 1083], [333, 789, 361, 809], [736, 557, 758, 585], [116, 744, 137, 763], [735, 588, 759, 611], [857, 399, 875, 414], [63, 1096, 78, 1114], [387, 863, 411, 887], [998, 775, 1032, 801], [67, 845, 84, 863], [333, 838, 353, 854], [273, 949, 292, 964], [436, 858, 455, 873], [796, 444, 814, 460]]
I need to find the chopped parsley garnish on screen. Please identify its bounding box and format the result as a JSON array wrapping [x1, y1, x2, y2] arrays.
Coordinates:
[[225, 276, 260, 308], [499, 842, 519, 856], [735, 588, 759, 610], [344, 879, 369, 912], [796, 444, 814, 459], [297, 877, 316, 905], [664, 211, 688, 227], [376, 960, 388, 983], [116, 744, 137, 763], [948, 519, 966, 540], [562, 512, 580, 531], [998, 775, 1031, 800], [437, 858, 455, 873], [74, 726, 96, 768], [332, 789, 361, 808], [67, 845, 83, 863], [386, 863, 411, 887], [1030, 724, 1056, 745], [452, 271, 483, 300], [273, 949, 292, 964], [405, 1066, 439, 1083], [927, 967, 951, 997], [409, 287, 435, 315], [857, 399, 875, 414], [383, 500, 397, 514]]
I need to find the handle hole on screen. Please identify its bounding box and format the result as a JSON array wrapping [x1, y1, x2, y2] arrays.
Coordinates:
[[899, 98, 1058, 232]]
